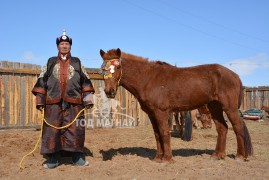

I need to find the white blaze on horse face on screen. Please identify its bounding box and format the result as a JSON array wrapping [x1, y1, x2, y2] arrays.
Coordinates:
[[110, 65, 115, 73]]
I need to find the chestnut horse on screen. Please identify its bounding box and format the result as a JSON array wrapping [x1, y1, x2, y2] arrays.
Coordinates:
[[168, 111, 193, 141], [170, 105, 212, 141], [198, 104, 213, 129], [100, 48, 253, 162], [261, 105, 269, 114]]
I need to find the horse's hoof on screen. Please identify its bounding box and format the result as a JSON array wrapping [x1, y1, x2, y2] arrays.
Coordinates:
[[210, 152, 226, 160], [153, 157, 163, 163], [162, 155, 174, 163], [165, 158, 175, 164], [235, 155, 247, 162], [210, 155, 220, 161]]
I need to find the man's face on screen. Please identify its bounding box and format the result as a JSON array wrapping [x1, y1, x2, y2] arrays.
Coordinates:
[[57, 42, 71, 54]]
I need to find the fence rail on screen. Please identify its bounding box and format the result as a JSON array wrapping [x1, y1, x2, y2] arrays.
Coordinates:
[[0, 61, 150, 129], [0, 61, 268, 129]]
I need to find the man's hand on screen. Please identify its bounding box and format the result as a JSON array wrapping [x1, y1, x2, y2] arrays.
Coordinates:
[[85, 104, 94, 110], [37, 105, 44, 111]]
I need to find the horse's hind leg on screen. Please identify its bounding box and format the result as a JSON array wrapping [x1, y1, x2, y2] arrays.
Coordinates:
[[174, 112, 180, 131], [168, 113, 173, 131], [177, 112, 184, 137], [191, 110, 198, 129], [208, 102, 228, 160], [225, 109, 253, 160], [148, 115, 163, 162]]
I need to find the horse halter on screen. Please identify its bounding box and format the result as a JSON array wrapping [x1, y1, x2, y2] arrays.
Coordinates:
[[101, 58, 122, 85]]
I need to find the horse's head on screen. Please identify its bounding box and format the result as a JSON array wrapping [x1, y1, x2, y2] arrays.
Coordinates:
[[100, 48, 122, 98]]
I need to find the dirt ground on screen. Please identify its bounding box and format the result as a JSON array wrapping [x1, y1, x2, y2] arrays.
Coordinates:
[[0, 119, 269, 180]]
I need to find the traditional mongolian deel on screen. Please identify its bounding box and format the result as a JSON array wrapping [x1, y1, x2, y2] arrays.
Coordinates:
[[32, 53, 95, 154], [32, 55, 94, 104]]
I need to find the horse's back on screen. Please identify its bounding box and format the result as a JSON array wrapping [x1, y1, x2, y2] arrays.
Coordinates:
[[178, 64, 242, 109], [197, 64, 242, 109], [143, 63, 242, 111]]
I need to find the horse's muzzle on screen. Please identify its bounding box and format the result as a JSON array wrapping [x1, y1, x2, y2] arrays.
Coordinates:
[[105, 88, 116, 98]]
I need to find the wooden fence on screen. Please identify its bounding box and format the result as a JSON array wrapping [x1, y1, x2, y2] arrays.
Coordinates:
[[0, 61, 268, 129], [0, 61, 150, 129], [242, 86, 269, 110]]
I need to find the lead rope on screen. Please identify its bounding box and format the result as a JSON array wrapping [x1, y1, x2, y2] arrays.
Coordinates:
[[19, 107, 86, 169]]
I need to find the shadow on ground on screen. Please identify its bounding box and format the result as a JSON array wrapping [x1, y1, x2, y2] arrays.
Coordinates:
[[99, 147, 216, 161]]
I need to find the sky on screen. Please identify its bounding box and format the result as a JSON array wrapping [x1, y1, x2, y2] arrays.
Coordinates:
[[0, 0, 268, 87]]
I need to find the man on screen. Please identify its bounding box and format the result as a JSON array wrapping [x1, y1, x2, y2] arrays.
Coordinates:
[[32, 30, 95, 169]]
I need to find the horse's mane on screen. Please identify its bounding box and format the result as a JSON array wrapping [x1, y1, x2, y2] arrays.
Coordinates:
[[121, 52, 149, 63], [121, 52, 173, 67]]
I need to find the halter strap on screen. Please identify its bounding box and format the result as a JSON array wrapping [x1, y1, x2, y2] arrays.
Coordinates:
[[102, 58, 122, 85]]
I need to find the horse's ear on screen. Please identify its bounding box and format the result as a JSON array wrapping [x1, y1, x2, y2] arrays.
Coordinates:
[[100, 49, 105, 58], [116, 48, 121, 57]]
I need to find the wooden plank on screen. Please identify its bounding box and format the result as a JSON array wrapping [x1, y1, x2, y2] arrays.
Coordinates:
[[120, 86, 124, 125], [125, 89, 128, 123], [131, 95, 137, 125], [243, 88, 247, 110], [265, 91, 269, 107], [20, 74, 26, 126], [31, 75, 37, 124], [14, 74, 19, 125], [7, 62, 13, 126], [29, 64, 37, 125], [25, 73, 32, 125], [3, 75, 9, 127], [29, 64, 35, 125], [9, 69, 14, 126], [28, 65, 33, 125], [0, 125, 41, 130], [0, 67, 41, 75], [0, 74, 2, 127], [25, 64, 30, 125], [89, 74, 103, 80], [18, 71, 22, 126], [13, 62, 20, 125], [244, 86, 269, 92], [137, 100, 142, 126], [0, 64, 8, 126], [28, 74, 32, 124], [134, 96, 138, 126], [32, 74, 41, 125]]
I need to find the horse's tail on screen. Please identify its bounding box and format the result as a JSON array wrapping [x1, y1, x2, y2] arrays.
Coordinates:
[[243, 121, 253, 157], [237, 79, 253, 157], [184, 111, 192, 141], [238, 79, 243, 109]]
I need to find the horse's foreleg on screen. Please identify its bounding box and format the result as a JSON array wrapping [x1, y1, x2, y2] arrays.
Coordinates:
[[154, 110, 173, 162], [149, 115, 163, 162], [208, 103, 228, 160]]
